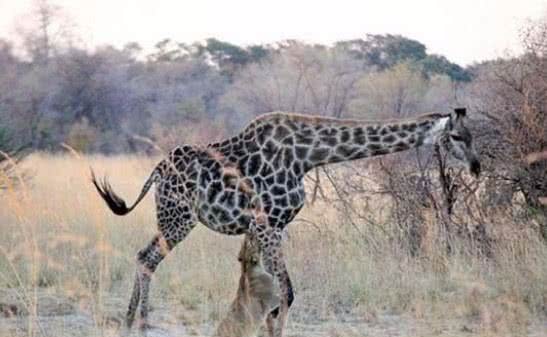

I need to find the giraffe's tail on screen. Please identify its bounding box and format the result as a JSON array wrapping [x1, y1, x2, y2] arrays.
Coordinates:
[[90, 166, 160, 216]]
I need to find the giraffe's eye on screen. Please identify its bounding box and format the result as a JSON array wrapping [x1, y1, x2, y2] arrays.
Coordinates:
[[451, 135, 463, 142]]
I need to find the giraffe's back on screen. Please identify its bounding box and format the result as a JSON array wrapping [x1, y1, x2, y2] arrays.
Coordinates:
[[157, 144, 306, 235]]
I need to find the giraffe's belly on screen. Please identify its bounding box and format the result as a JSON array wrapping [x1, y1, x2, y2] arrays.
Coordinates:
[[259, 183, 305, 228], [196, 178, 305, 233], [196, 186, 253, 235], [244, 171, 306, 229]]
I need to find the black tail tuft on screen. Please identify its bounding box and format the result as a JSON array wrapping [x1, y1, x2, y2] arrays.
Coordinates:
[[91, 168, 131, 216]]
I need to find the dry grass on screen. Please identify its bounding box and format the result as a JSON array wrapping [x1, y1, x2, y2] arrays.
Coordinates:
[[0, 153, 546, 337]]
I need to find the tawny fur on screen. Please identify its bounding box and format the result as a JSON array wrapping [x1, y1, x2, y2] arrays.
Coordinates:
[[214, 236, 280, 337]]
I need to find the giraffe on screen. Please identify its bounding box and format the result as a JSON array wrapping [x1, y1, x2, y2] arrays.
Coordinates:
[[92, 108, 480, 337]]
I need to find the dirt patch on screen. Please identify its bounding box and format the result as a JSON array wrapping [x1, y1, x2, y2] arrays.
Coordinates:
[[1, 290, 546, 337], [0, 289, 75, 318]]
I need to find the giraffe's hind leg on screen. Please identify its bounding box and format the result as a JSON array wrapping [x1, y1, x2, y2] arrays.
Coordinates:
[[135, 233, 170, 330], [126, 233, 170, 330], [126, 215, 196, 330]]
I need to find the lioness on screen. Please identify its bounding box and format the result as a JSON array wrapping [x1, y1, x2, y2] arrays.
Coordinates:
[[214, 236, 280, 337]]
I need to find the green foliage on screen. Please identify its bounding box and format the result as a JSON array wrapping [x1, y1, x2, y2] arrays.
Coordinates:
[[150, 39, 184, 62], [186, 39, 271, 77], [368, 34, 427, 67], [247, 45, 269, 62], [204, 38, 250, 66], [421, 54, 472, 82], [0, 127, 9, 151], [336, 35, 471, 82], [0, 122, 28, 190], [0, 122, 25, 155], [336, 34, 426, 69]]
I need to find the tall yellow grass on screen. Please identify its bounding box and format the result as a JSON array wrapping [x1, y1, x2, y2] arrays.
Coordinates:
[[0, 153, 545, 337]]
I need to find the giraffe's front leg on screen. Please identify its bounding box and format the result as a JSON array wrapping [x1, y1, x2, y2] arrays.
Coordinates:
[[269, 273, 294, 317], [253, 225, 291, 337], [265, 268, 294, 337], [269, 256, 291, 337]]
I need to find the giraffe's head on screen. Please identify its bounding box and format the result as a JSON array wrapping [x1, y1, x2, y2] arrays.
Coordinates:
[[432, 108, 481, 177]]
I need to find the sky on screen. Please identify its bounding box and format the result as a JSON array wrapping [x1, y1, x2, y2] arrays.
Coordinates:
[[0, 0, 545, 65]]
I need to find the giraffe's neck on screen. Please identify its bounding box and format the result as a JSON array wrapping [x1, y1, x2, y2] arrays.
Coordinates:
[[210, 112, 450, 175], [295, 114, 449, 171]]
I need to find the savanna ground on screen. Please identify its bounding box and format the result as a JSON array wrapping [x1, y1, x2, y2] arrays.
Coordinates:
[[0, 154, 546, 337]]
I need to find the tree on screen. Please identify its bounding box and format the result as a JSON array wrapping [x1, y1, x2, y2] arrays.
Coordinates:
[[464, 17, 547, 239], [336, 35, 470, 81], [337, 34, 426, 70], [147, 39, 187, 62], [17, 0, 75, 64], [349, 62, 457, 118], [420, 54, 471, 82], [221, 41, 364, 130], [189, 38, 271, 78]]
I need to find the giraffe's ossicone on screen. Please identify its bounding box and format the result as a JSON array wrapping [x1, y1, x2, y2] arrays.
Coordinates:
[[92, 108, 480, 336]]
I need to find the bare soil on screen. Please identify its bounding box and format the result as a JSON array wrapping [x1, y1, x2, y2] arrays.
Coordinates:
[[1, 290, 545, 337]]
